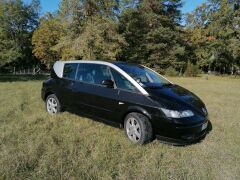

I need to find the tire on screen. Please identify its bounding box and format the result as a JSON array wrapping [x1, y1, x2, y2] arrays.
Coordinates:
[[124, 112, 153, 145], [45, 94, 62, 114]]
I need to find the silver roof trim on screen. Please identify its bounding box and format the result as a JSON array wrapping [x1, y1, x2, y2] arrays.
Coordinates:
[[53, 60, 149, 95]]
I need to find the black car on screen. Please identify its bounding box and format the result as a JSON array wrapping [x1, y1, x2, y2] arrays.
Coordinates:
[[41, 60, 209, 145]]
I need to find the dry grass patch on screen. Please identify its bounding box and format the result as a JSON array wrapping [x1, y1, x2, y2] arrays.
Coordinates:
[[0, 75, 239, 179]]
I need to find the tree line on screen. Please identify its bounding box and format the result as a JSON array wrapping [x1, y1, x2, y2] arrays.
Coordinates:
[[0, 0, 239, 75]]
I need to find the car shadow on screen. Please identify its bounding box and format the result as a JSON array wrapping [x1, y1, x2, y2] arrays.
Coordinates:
[[0, 75, 49, 82]]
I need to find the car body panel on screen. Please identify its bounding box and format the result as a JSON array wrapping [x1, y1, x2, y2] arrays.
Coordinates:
[[42, 60, 210, 144]]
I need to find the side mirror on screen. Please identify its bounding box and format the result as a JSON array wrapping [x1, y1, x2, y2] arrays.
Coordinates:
[[102, 79, 114, 88]]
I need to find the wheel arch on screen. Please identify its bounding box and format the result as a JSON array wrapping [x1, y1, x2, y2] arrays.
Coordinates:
[[121, 106, 152, 126], [44, 91, 55, 100]]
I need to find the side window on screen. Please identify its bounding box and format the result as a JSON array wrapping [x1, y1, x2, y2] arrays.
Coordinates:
[[63, 63, 78, 79], [76, 63, 112, 85], [76, 63, 84, 81], [111, 68, 138, 92]]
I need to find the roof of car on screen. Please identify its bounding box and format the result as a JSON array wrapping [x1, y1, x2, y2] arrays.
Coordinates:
[[55, 60, 143, 69], [57, 60, 134, 65]]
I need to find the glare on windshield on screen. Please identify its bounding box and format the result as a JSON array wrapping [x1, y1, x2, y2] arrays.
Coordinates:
[[118, 64, 170, 86]]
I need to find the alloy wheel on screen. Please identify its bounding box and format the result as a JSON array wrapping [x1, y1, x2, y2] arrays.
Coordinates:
[[126, 117, 141, 142], [47, 97, 58, 114]]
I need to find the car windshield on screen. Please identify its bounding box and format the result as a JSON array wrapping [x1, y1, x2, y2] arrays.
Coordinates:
[[117, 64, 170, 87]]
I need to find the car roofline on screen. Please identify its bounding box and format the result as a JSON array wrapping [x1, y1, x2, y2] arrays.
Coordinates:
[[53, 60, 149, 96]]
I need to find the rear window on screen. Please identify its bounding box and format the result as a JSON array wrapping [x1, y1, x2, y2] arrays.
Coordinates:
[[63, 63, 78, 79]]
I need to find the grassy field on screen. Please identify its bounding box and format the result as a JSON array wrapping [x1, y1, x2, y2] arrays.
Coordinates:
[[0, 75, 240, 179]]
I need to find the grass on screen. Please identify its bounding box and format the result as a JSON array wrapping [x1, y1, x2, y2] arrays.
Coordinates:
[[0, 75, 240, 179]]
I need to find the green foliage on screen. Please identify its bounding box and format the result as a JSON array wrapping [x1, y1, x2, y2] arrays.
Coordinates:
[[52, 0, 125, 61], [0, 0, 40, 67], [184, 61, 200, 77], [54, 16, 126, 60], [72, 17, 125, 60], [0, 27, 21, 66], [186, 0, 240, 74], [119, 0, 186, 70], [32, 14, 64, 68], [164, 67, 179, 77]]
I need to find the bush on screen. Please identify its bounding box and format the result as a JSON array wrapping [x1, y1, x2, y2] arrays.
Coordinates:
[[165, 67, 179, 76], [184, 61, 200, 77]]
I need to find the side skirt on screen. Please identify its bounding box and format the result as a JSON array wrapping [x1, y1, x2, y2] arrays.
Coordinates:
[[66, 108, 122, 129]]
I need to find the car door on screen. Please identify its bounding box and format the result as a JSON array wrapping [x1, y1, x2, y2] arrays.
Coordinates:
[[71, 63, 119, 120], [71, 63, 144, 124], [108, 68, 144, 120], [93, 67, 147, 123], [57, 63, 78, 107]]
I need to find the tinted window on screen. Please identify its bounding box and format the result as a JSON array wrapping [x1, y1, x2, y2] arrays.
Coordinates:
[[63, 63, 78, 79], [76, 63, 112, 85], [111, 69, 138, 92]]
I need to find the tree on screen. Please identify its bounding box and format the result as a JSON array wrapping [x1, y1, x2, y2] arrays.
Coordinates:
[[54, 0, 125, 61], [72, 16, 126, 60], [119, 7, 148, 64], [32, 13, 64, 68], [0, 0, 40, 67], [0, 27, 21, 66], [186, 0, 240, 74], [120, 0, 187, 73]]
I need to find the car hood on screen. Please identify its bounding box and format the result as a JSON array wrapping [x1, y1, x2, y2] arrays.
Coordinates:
[[145, 84, 207, 116]]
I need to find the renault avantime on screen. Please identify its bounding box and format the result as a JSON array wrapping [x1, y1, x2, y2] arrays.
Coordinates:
[[41, 60, 210, 145]]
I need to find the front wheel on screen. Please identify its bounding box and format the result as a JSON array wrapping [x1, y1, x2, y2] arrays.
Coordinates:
[[124, 112, 153, 144], [46, 94, 62, 114]]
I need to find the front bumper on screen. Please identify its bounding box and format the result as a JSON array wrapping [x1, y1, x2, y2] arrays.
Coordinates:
[[155, 118, 210, 145]]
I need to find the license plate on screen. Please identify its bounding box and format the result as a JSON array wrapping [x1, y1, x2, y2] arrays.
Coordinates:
[[201, 122, 208, 131]]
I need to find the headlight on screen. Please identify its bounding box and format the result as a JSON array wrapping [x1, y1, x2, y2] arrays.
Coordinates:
[[160, 108, 194, 118]]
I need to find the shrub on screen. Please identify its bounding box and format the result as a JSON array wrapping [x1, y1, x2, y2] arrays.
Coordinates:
[[184, 61, 200, 77], [165, 67, 179, 76]]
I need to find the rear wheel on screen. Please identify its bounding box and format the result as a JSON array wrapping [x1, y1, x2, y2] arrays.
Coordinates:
[[46, 94, 61, 114], [124, 112, 153, 144]]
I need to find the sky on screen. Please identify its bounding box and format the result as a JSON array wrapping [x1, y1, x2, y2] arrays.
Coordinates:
[[182, 0, 207, 14], [23, 0, 207, 15]]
